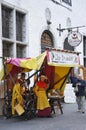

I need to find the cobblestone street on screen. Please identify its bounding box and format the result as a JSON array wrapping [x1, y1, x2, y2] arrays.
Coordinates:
[[0, 102, 86, 130]]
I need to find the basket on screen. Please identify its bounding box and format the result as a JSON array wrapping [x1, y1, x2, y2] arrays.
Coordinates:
[[14, 104, 25, 115]]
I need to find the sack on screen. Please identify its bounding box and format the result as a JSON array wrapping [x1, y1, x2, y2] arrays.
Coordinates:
[[74, 85, 78, 92]]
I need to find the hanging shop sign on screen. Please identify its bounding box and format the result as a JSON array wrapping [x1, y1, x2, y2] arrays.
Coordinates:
[[47, 49, 79, 67], [68, 31, 82, 47]]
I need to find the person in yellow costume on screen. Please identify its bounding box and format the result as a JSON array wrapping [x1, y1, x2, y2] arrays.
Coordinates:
[[12, 75, 24, 115], [34, 75, 51, 117]]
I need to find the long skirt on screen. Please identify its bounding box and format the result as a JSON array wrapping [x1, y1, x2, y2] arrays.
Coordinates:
[[38, 107, 51, 117]]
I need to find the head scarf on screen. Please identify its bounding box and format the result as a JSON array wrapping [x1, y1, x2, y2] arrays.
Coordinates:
[[37, 81, 47, 89]]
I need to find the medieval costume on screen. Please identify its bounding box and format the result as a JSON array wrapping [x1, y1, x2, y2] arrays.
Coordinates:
[[34, 75, 51, 117], [12, 82, 24, 115]]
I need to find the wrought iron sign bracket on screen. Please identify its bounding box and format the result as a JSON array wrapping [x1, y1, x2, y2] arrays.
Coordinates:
[[57, 24, 86, 36]]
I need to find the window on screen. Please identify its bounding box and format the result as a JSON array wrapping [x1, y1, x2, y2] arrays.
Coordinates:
[[83, 36, 86, 66], [3, 41, 13, 57], [83, 36, 86, 56], [84, 59, 86, 67], [64, 37, 74, 80], [41, 30, 53, 53], [16, 11, 26, 42], [50, 0, 72, 9], [1, 4, 27, 58], [2, 6, 13, 39], [17, 44, 26, 58], [62, 0, 72, 6], [64, 37, 74, 51]]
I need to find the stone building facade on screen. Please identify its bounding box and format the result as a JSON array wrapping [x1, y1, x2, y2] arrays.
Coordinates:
[[0, 0, 86, 67]]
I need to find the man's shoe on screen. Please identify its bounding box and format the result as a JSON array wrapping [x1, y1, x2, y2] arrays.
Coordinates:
[[82, 111, 85, 114]]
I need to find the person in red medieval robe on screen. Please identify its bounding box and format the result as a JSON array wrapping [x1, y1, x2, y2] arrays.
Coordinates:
[[34, 75, 51, 117]]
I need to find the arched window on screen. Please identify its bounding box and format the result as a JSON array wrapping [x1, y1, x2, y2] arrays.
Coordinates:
[[64, 37, 74, 79], [41, 30, 53, 53], [64, 37, 74, 51]]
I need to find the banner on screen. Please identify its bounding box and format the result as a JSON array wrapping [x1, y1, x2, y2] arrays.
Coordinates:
[[47, 50, 80, 67]]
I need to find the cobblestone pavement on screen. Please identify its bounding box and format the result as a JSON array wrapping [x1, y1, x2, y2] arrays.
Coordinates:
[[0, 102, 86, 130]]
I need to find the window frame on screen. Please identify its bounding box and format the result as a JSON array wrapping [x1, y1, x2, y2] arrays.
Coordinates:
[[62, 0, 72, 6]]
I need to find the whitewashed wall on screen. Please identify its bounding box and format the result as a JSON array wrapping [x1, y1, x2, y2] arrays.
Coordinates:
[[0, 0, 86, 62]]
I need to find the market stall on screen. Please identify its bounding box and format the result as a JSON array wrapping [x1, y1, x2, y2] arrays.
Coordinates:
[[41, 48, 80, 93], [0, 48, 80, 117], [0, 52, 46, 117], [40, 48, 80, 114]]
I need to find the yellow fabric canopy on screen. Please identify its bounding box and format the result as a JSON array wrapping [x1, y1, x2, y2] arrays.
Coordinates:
[[0, 52, 46, 80], [0, 49, 80, 94]]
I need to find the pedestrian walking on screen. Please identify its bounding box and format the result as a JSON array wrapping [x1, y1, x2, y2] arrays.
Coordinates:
[[70, 74, 86, 113]]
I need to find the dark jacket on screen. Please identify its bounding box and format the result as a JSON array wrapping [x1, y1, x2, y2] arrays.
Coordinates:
[[70, 76, 86, 96]]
